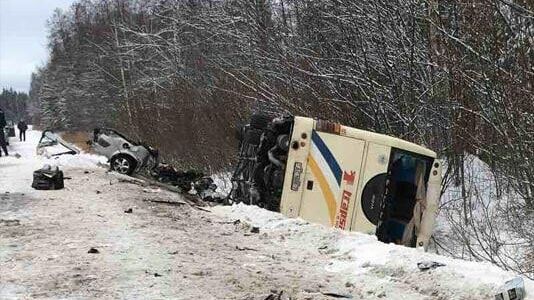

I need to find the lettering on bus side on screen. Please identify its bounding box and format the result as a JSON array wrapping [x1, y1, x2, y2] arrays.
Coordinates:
[[336, 170, 356, 230]]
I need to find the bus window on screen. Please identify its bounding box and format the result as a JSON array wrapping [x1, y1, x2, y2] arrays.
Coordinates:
[[376, 150, 432, 246]]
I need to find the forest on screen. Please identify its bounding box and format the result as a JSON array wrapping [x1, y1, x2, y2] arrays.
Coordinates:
[[28, 0, 533, 278], [0, 88, 30, 123]]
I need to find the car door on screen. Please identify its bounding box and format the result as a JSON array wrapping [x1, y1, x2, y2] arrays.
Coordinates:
[[93, 132, 122, 158]]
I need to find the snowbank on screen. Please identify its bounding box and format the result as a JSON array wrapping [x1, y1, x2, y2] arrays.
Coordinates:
[[213, 203, 534, 299]]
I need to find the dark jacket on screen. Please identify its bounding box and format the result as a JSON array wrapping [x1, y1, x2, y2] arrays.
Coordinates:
[[0, 110, 6, 128], [17, 121, 28, 131]]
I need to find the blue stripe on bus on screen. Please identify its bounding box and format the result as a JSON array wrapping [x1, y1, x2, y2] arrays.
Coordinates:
[[311, 130, 342, 185]]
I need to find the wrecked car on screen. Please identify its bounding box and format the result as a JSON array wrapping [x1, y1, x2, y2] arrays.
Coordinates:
[[89, 128, 159, 175], [230, 115, 442, 249], [37, 130, 80, 157]]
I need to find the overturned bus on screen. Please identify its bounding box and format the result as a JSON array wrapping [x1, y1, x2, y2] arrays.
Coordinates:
[[230, 115, 442, 249]]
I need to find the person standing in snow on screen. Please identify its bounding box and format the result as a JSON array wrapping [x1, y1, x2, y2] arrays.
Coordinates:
[[0, 108, 8, 156], [17, 119, 28, 141]]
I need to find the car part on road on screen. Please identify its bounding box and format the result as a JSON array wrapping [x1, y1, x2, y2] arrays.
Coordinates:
[[417, 261, 446, 271], [153, 164, 203, 192], [320, 291, 353, 299], [230, 114, 443, 249], [36, 130, 80, 157], [194, 176, 224, 203], [89, 128, 159, 175], [87, 247, 100, 254], [31, 165, 65, 190], [143, 199, 187, 206], [264, 290, 290, 300], [150, 164, 225, 202]]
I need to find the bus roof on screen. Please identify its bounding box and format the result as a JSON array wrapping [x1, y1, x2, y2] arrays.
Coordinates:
[[303, 117, 437, 158]]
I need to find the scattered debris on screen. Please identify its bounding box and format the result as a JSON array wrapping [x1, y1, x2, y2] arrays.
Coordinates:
[[112, 173, 147, 186], [143, 199, 187, 206], [193, 176, 225, 203], [87, 247, 100, 254], [194, 206, 211, 212], [191, 271, 208, 276], [321, 292, 353, 298], [153, 166, 203, 192], [264, 290, 290, 300], [417, 261, 446, 271], [145, 270, 163, 277], [0, 219, 20, 226], [145, 165, 225, 203], [124, 208, 133, 213], [235, 246, 258, 251]]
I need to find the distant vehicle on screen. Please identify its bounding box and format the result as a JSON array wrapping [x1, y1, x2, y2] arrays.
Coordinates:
[[6, 123, 15, 137], [231, 115, 442, 249], [89, 128, 159, 175]]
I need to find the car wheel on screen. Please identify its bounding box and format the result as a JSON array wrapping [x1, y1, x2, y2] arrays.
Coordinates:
[[111, 155, 136, 175]]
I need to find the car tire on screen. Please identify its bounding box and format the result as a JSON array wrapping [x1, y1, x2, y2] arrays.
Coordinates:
[[111, 155, 137, 175]]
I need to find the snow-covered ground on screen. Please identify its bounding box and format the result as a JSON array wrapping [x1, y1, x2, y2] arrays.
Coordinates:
[[213, 203, 534, 299], [1, 128, 532, 299]]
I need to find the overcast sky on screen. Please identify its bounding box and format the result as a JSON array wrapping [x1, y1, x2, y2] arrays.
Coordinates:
[[0, 0, 75, 93]]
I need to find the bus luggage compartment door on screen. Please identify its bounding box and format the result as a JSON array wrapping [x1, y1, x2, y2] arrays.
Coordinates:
[[298, 131, 365, 229]]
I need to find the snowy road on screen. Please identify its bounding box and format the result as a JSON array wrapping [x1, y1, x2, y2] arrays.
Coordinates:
[[0, 129, 532, 299]]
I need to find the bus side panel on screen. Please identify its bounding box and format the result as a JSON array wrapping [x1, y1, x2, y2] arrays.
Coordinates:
[[298, 131, 365, 228], [279, 117, 314, 218], [350, 143, 391, 234]]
